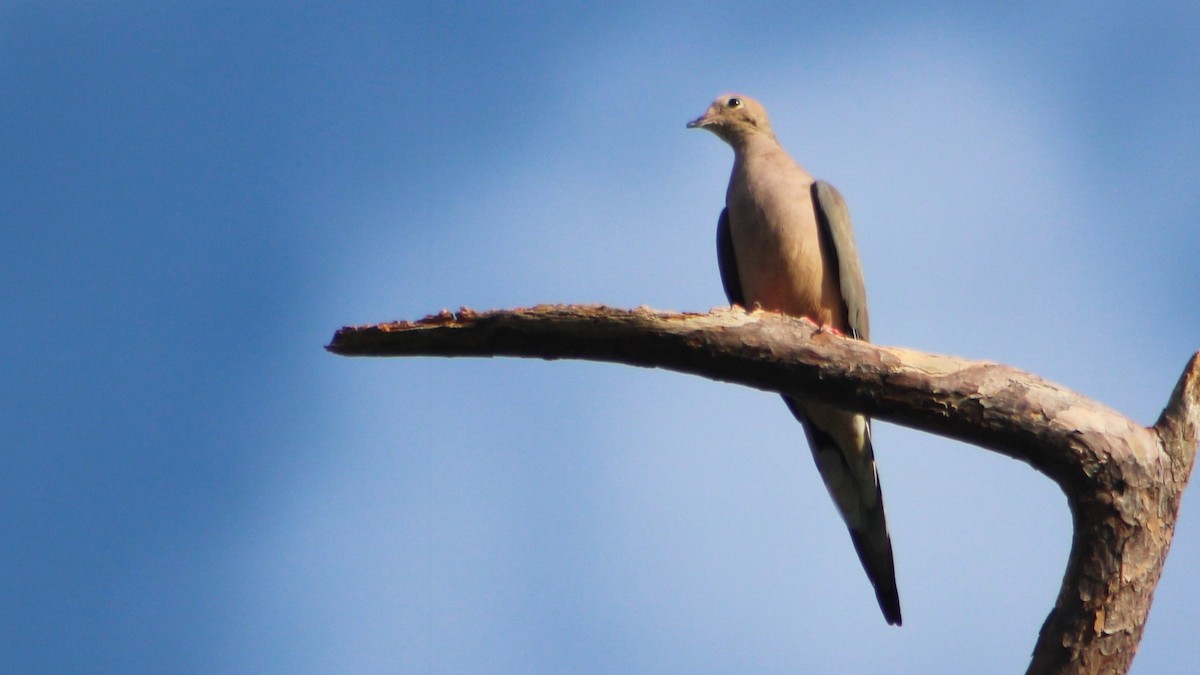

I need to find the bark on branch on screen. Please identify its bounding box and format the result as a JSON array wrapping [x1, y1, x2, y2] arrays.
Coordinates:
[[326, 304, 1199, 675]]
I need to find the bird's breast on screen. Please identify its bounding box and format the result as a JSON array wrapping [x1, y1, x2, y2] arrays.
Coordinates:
[[727, 175, 846, 328]]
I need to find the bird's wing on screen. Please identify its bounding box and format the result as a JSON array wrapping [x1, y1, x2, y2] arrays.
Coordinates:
[[715, 207, 745, 306], [812, 180, 869, 341]]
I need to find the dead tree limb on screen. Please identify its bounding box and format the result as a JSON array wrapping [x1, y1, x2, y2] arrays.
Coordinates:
[[326, 304, 1199, 675]]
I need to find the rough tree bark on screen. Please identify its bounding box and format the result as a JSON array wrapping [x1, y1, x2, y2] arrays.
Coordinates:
[[326, 304, 1199, 675]]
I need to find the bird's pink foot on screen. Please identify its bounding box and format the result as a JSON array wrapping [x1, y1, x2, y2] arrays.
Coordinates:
[[798, 316, 845, 336], [815, 323, 846, 336]]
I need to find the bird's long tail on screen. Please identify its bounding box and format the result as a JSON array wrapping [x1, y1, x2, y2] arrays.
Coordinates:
[[785, 396, 902, 626]]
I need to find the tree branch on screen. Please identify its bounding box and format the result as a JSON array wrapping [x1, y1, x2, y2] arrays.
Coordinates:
[[327, 304, 1199, 675]]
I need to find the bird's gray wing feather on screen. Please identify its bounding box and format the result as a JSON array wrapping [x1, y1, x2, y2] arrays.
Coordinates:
[[812, 180, 869, 341], [715, 207, 745, 306]]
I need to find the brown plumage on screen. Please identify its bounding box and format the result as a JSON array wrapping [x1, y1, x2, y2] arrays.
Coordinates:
[[689, 93, 901, 625]]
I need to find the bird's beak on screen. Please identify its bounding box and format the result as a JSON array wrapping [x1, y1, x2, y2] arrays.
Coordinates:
[[686, 113, 712, 129]]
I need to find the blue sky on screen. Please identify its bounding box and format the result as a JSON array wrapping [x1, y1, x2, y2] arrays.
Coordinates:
[[3, 2, 1198, 672]]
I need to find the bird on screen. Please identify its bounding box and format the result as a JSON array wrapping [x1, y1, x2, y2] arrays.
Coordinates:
[[687, 93, 901, 625]]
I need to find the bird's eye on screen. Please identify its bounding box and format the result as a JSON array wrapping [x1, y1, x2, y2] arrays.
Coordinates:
[[727, 97, 742, 108]]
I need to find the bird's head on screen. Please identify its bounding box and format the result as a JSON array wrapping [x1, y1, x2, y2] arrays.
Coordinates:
[[687, 93, 774, 145]]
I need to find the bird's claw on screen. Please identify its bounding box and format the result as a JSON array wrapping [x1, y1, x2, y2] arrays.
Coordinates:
[[798, 315, 845, 336]]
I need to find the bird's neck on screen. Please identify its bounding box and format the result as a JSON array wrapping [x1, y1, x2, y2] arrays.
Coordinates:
[[731, 132, 795, 175], [731, 130, 782, 158]]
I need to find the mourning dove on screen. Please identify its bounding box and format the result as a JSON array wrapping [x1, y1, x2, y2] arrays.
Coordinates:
[[688, 94, 901, 625]]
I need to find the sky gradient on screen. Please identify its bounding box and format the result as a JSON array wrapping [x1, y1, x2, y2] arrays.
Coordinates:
[[3, 3, 1199, 673]]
